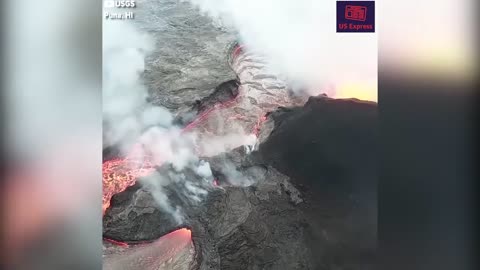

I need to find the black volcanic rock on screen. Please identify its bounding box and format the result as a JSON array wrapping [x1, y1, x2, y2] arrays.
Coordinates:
[[193, 80, 240, 112], [103, 154, 309, 269], [260, 96, 377, 269], [103, 183, 181, 242], [103, 96, 377, 270], [174, 79, 240, 126]]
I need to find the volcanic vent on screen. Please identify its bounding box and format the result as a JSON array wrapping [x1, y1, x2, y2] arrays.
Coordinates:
[[102, 43, 376, 270], [102, 42, 305, 215], [102, 42, 303, 263]]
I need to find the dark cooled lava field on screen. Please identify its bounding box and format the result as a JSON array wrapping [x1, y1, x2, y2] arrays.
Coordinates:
[[103, 96, 377, 270], [102, 1, 377, 269]]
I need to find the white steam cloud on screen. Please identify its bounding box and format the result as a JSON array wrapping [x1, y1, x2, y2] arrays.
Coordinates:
[[187, 0, 377, 101], [103, 21, 154, 151], [103, 20, 257, 223], [195, 161, 214, 179], [103, 20, 208, 222]]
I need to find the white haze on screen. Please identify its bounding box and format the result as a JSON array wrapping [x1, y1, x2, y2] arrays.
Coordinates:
[[187, 0, 377, 101], [199, 133, 257, 157], [103, 20, 154, 152], [141, 171, 185, 224], [103, 20, 256, 223]]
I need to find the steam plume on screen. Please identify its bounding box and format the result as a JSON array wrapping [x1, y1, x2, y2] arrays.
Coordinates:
[[103, 20, 256, 222], [187, 0, 377, 101]]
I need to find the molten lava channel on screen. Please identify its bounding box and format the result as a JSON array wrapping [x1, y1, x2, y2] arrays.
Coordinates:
[[102, 92, 242, 214], [102, 44, 293, 214], [103, 228, 194, 270]]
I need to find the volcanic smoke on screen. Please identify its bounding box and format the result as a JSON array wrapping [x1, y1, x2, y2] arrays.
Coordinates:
[[187, 0, 378, 101], [102, 43, 296, 214], [103, 2, 378, 268]]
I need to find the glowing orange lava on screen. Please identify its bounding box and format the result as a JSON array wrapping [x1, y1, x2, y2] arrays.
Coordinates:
[[104, 228, 192, 248], [175, 228, 192, 239], [253, 114, 268, 137], [182, 95, 239, 133], [102, 144, 156, 214], [103, 44, 271, 214], [102, 95, 241, 213], [103, 228, 194, 270]]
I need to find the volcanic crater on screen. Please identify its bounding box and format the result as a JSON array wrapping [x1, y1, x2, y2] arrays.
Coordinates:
[[103, 42, 376, 270]]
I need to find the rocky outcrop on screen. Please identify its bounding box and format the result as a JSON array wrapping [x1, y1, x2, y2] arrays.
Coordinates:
[[103, 96, 377, 270]]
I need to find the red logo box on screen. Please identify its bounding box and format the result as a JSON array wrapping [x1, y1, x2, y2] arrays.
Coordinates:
[[337, 1, 375, 33], [345, 5, 367, 21]]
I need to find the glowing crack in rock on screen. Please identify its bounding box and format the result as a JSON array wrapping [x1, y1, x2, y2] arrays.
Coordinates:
[[189, 44, 300, 140], [102, 43, 304, 213]]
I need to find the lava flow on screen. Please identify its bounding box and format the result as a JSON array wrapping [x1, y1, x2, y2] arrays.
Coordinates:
[[103, 43, 302, 214], [102, 144, 156, 214], [103, 228, 193, 270], [102, 91, 241, 214]]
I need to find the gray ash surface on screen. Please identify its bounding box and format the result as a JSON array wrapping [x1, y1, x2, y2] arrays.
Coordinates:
[[103, 2, 376, 269], [103, 96, 377, 270], [133, 0, 237, 112]]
